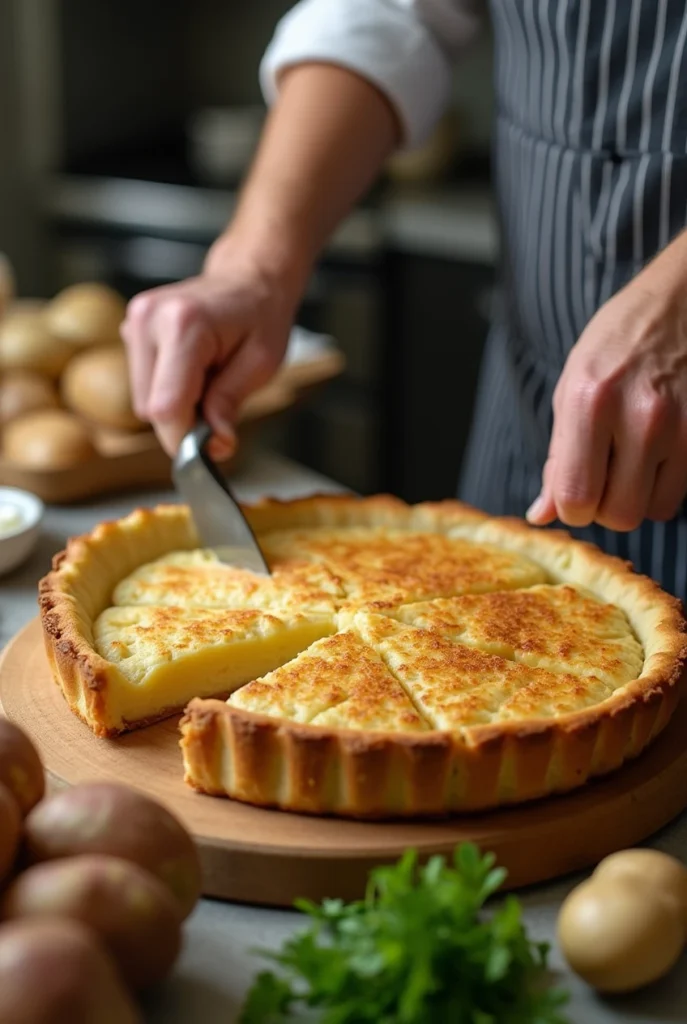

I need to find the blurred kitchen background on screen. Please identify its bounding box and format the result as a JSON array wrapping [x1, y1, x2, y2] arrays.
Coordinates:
[[0, 0, 498, 501]]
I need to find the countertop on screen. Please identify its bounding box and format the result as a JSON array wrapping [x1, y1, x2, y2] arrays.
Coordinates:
[[1, 447, 686, 1024]]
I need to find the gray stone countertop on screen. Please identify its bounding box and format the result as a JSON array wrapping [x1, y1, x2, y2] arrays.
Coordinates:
[[1, 447, 685, 1023]]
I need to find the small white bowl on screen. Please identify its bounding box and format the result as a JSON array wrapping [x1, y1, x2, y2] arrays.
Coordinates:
[[0, 487, 44, 577]]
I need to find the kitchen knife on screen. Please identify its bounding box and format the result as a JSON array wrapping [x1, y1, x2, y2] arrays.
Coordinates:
[[172, 418, 270, 575]]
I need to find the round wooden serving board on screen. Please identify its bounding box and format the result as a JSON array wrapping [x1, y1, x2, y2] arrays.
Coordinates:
[[3, 618, 687, 908]]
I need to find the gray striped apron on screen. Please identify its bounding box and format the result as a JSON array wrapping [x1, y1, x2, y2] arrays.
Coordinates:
[[459, 0, 687, 598]]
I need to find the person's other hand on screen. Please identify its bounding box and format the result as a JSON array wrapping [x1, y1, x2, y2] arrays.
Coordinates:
[[527, 246, 687, 531], [121, 241, 301, 461]]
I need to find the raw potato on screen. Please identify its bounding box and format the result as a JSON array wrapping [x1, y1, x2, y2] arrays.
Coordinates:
[[593, 848, 687, 925], [557, 876, 685, 993], [61, 345, 142, 431], [25, 782, 201, 918], [0, 917, 141, 1023], [1, 854, 183, 990], [0, 783, 21, 885], [0, 718, 44, 815], [3, 409, 97, 470], [0, 370, 59, 426], [45, 282, 126, 349], [0, 310, 74, 378]]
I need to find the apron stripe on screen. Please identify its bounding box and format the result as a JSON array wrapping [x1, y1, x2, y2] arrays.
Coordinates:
[[553, 150, 577, 358], [639, 0, 668, 152], [538, 0, 556, 142], [553, 0, 571, 145], [632, 153, 651, 265], [663, 7, 687, 152], [616, 0, 643, 152], [591, 0, 617, 152], [570, 0, 592, 147]]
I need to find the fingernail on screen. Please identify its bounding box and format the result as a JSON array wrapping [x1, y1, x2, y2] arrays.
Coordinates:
[[208, 436, 236, 463], [214, 417, 236, 445], [526, 495, 545, 522]]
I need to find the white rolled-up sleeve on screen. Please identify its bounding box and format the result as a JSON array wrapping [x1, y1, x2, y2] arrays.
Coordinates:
[[260, 0, 485, 150]]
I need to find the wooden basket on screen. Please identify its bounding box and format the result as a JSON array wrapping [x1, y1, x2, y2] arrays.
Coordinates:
[[0, 350, 344, 503]]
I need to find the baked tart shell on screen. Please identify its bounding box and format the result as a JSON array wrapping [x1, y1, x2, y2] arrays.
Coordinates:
[[39, 496, 687, 817]]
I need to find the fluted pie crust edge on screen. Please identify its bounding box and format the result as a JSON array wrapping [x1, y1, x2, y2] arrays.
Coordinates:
[[39, 495, 687, 818]]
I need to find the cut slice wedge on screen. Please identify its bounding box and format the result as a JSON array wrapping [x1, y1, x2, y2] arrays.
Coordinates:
[[94, 605, 334, 726], [347, 610, 615, 731], [229, 630, 429, 732], [393, 585, 642, 688]]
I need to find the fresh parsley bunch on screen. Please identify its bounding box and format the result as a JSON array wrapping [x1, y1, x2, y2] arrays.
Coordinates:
[[240, 843, 569, 1023]]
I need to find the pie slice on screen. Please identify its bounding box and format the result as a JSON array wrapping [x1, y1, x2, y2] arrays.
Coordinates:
[[393, 585, 643, 688], [260, 527, 548, 607], [229, 630, 428, 732], [112, 549, 344, 618], [89, 605, 333, 732], [346, 610, 617, 730]]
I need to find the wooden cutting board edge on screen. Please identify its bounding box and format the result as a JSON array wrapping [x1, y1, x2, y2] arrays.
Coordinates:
[[2, 617, 687, 908]]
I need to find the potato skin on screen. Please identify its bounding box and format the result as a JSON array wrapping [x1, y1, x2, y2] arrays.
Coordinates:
[[0, 718, 44, 815], [1, 854, 183, 990], [0, 783, 21, 885], [25, 782, 201, 917], [0, 917, 141, 1023], [593, 848, 687, 926], [557, 877, 685, 993]]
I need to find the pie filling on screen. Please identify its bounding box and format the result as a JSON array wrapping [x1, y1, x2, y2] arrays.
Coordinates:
[[92, 526, 644, 733]]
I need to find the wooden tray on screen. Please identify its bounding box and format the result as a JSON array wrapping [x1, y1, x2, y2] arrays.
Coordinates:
[[3, 619, 687, 908], [0, 351, 344, 504]]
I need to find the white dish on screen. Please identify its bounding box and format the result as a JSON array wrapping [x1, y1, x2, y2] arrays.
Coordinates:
[[0, 486, 44, 576]]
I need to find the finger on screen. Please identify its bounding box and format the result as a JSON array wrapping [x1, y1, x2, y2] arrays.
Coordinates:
[[121, 294, 157, 420], [595, 445, 658, 531], [595, 395, 674, 531], [646, 423, 687, 521], [646, 457, 687, 522], [147, 301, 216, 456], [550, 383, 614, 527], [526, 455, 557, 525], [527, 396, 566, 525], [202, 330, 284, 445]]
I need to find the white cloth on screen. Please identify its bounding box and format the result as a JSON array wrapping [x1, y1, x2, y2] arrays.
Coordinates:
[[260, 0, 485, 149]]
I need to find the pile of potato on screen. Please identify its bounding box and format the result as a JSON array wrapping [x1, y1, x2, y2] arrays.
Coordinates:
[[0, 715, 202, 1022], [0, 260, 146, 472]]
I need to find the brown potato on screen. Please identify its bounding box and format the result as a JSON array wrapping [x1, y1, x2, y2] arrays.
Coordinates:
[[1, 854, 183, 990], [0, 783, 20, 885], [45, 283, 126, 349], [0, 370, 59, 426], [0, 310, 74, 378], [593, 848, 687, 926], [3, 408, 97, 470], [557, 876, 685, 993], [25, 782, 201, 918], [61, 345, 143, 431], [0, 718, 44, 815], [0, 917, 141, 1023]]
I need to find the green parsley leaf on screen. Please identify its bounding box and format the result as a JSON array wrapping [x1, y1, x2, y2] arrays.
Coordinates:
[[240, 843, 570, 1024], [240, 971, 296, 1023]]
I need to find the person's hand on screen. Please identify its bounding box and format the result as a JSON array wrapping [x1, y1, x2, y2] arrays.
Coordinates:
[[121, 240, 301, 460], [527, 245, 687, 532]]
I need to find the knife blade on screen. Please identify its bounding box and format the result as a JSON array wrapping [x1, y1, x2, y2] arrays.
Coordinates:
[[172, 419, 270, 575]]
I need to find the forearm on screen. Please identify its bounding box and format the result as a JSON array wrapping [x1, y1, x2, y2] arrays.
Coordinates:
[[205, 63, 400, 292]]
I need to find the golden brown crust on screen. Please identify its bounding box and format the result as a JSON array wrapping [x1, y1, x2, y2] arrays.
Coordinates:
[[40, 494, 687, 815]]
